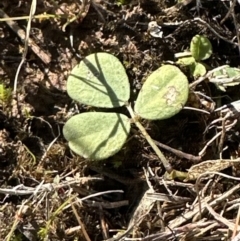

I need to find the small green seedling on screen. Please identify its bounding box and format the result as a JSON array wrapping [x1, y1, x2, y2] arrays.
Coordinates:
[[116, 0, 131, 5], [63, 52, 189, 177], [0, 83, 11, 104], [176, 35, 213, 77]]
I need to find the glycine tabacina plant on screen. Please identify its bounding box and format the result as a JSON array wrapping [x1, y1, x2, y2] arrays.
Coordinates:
[[177, 35, 213, 77], [63, 52, 189, 176], [176, 35, 240, 91]]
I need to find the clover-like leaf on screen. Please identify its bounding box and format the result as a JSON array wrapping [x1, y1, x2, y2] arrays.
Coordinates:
[[67, 53, 130, 108], [134, 65, 189, 120], [177, 57, 206, 77], [63, 112, 130, 160], [176, 56, 196, 66], [190, 35, 212, 61], [190, 62, 206, 77]]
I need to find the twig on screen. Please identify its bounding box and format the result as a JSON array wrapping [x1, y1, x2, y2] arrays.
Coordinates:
[[13, 0, 37, 93], [154, 139, 201, 162], [230, 0, 240, 54], [198, 125, 232, 156], [194, 17, 238, 47], [232, 204, 240, 238], [84, 200, 129, 209], [165, 16, 238, 48], [0, 178, 102, 196], [195, 172, 240, 220], [205, 202, 237, 231], [70, 200, 92, 241], [220, 0, 235, 25]]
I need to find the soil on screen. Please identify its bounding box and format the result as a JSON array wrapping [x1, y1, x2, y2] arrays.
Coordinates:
[[1, 0, 240, 240]]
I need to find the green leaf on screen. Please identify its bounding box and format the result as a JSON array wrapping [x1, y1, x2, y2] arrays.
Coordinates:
[[67, 52, 130, 108], [190, 62, 206, 77], [176, 57, 196, 66], [63, 112, 130, 160], [176, 57, 206, 77], [0, 84, 11, 103], [190, 35, 212, 61], [134, 65, 189, 120]]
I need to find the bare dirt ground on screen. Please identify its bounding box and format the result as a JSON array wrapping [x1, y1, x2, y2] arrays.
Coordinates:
[[1, 0, 240, 240]]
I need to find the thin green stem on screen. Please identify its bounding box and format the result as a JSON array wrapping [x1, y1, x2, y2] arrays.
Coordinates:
[[126, 104, 173, 173], [0, 14, 63, 22]]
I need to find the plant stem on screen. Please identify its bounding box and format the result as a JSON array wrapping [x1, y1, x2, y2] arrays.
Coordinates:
[[0, 13, 62, 22], [126, 104, 173, 173]]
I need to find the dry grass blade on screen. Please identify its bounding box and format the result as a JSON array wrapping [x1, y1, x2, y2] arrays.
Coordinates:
[[195, 173, 240, 221], [146, 192, 192, 203], [13, 0, 36, 93], [205, 202, 238, 231], [169, 183, 240, 229], [232, 205, 240, 239], [185, 158, 240, 181], [0, 177, 102, 196], [70, 199, 91, 241]]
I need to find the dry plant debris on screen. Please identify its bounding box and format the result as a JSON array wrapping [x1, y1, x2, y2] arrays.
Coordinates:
[[1, 0, 240, 240]]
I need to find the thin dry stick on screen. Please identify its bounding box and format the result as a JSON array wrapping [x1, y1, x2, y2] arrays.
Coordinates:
[[0, 13, 60, 21], [168, 183, 240, 230], [218, 115, 226, 158], [205, 202, 238, 231], [71, 201, 92, 241], [154, 139, 201, 162], [220, 0, 235, 24], [195, 222, 219, 237], [195, 172, 240, 220], [230, 0, 240, 55], [194, 17, 238, 47], [199, 125, 232, 156], [0, 178, 102, 196], [232, 204, 240, 238], [13, 0, 37, 93], [166, 17, 237, 47], [99, 205, 108, 239]]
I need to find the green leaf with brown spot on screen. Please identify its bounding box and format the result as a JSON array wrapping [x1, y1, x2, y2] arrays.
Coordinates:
[[134, 65, 189, 120]]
